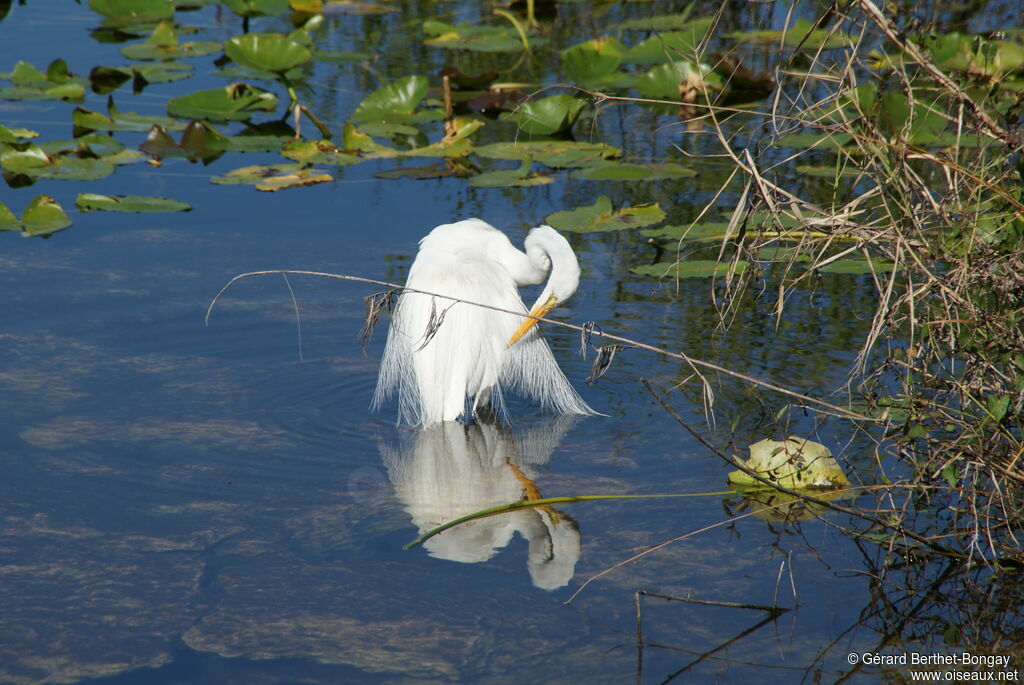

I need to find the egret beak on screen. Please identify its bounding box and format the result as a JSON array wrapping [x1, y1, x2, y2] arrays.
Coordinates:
[[508, 294, 558, 345]]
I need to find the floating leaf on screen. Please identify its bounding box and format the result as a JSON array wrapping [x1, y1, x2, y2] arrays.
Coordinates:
[[561, 37, 629, 87], [221, 0, 290, 17], [0, 200, 18, 230], [475, 140, 620, 168], [0, 144, 115, 180], [727, 437, 849, 489], [502, 94, 587, 135], [631, 260, 748, 278], [423, 20, 540, 53], [120, 21, 221, 61], [727, 17, 853, 51], [635, 60, 723, 100], [75, 193, 192, 213], [373, 162, 456, 180], [772, 132, 852, 150], [818, 257, 896, 274], [545, 195, 665, 232], [211, 162, 332, 190], [622, 29, 710, 65], [89, 0, 175, 26], [281, 139, 359, 165], [225, 33, 312, 73], [613, 14, 709, 33], [320, 0, 397, 14], [167, 83, 277, 121], [73, 96, 188, 134], [139, 121, 231, 162], [576, 160, 696, 181], [350, 74, 430, 124], [89, 65, 133, 93], [641, 222, 738, 241], [0, 59, 87, 102], [469, 159, 553, 187], [21, 194, 73, 236]]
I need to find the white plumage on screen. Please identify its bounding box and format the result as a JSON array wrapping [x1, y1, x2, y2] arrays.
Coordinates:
[[373, 218, 595, 426]]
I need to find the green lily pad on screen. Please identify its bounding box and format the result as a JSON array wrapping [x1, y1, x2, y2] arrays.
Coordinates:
[[635, 60, 723, 99], [613, 14, 710, 32], [73, 96, 188, 134], [21, 194, 73, 236], [38, 133, 141, 167], [139, 121, 231, 162], [772, 132, 852, 150], [469, 159, 553, 188], [0, 144, 115, 181], [545, 195, 665, 232], [75, 193, 192, 213], [350, 74, 430, 124], [373, 162, 457, 180], [89, 0, 175, 26], [167, 83, 278, 121], [501, 94, 587, 135], [0, 59, 87, 102], [221, 0, 290, 17], [281, 139, 359, 165], [0, 200, 19, 230], [561, 37, 628, 87], [211, 163, 333, 190], [818, 257, 896, 274], [422, 20, 546, 53], [622, 28, 710, 65], [474, 140, 620, 168], [120, 21, 221, 61], [641, 222, 737, 241], [320, 0, 398, 14], [727, 17, 853, 51], [576, 160, 696, 181], [631, 260, 749, 278], [727, 437, 849, 489], [343, 118, 481, 159], [225, 33, 312, 73]]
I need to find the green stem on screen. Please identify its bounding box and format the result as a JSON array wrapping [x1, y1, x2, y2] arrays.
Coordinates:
[[493, 9, 531, 53]]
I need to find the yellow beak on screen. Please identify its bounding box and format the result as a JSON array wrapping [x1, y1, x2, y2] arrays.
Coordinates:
[[508, 294, 558, 345]]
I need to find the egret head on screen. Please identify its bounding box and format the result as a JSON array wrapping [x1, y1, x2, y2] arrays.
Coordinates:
[[509, 225, 580, 345]]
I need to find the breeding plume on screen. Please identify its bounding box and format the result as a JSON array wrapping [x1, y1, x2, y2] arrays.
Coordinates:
[[373, 219, 595, 426]]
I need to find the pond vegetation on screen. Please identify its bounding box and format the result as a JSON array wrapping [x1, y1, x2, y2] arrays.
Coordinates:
[[2, 0, 1024, 681]]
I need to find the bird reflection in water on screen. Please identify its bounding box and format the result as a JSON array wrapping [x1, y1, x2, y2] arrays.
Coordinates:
[[381, 417, 580, 590]]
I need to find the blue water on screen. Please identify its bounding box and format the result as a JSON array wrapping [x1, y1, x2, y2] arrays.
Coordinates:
[[0, 2, 931, 683]]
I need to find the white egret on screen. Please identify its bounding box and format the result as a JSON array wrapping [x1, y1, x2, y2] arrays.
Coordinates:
[[373, 218, 595, 426]]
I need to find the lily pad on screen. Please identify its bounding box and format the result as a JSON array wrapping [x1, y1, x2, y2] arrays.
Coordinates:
[[475, 140, 620, 168], [613, 14, 710, 33], [0, 200, 19, 230], [225, 33, 312, 73], [373, 162, 457, 180], [576, 160, 696, 181], [0, 59, 87, 102], [280, 139, 359, 165], [641, 222, 737, 241], [422, 20, 546, 53], [545, 195, 665, 232], [631, 260, 748, 278], [139, 121, 231, 162], [469, 159, 553, 188], [167, 83, 277, 121], [0, 144, 115, 181], [727, 437, 850, 489], [818, 257, 896, 274], [501, 94, 587, 135], [221, 0, 290, 17], [211, 162, 333, 191], [350, 74, 430, 124], [727, 18, 853, 51], [75, 193, 192, 213], [561, 37, 629, 88], [120, 21, 221, 61], [622, 28, 710, 65], [73, 96, 188, 134], [21, 194, 73, 236], [89, 0, 175, 26], [635, 60, 723, 100]]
